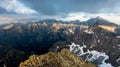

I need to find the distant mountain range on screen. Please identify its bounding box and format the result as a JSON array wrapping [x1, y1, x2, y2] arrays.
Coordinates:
[[0, 17, 119, 67], [37, 16, 118, 26]]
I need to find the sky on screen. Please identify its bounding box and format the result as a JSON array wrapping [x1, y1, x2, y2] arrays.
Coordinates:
[[0, 0, 120, 24]]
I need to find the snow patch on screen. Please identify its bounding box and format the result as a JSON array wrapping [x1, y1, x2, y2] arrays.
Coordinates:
[[84, 29, 94, 34], [116, 36, 120, 38], [97, 40, 100, 43], [116, 57, 120, 62], [56, 46, 59, 49], [117, 43, 120, 47], [82, 42, 87, 48], [113, 46, 115, 48], [99, 63, 113, 67], [68, 43, 113, 67]]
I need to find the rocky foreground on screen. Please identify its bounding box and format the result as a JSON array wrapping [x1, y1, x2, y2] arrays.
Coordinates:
[[19, 49, 97, 67]]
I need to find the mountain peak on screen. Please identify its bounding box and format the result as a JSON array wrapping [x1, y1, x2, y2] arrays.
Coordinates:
[[96, 16, 104, 20], [95, 16, 111, 23], [2, 24, 14, 30], [84, 16, 116, 26]]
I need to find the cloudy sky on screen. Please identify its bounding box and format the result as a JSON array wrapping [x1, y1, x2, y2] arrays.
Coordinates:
[[0, 0, 120, 24]]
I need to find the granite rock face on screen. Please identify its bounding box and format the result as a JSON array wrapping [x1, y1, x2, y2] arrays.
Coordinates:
[[19, 49, 97, 67]]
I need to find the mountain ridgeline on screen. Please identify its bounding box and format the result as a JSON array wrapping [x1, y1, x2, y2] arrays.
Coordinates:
[[0, 22, 82, 53], [0, 17, 119, 67]]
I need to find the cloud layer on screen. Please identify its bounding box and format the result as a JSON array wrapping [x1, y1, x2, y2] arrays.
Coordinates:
[[20, 0, 120, 15], [0, 0, 120, 24]]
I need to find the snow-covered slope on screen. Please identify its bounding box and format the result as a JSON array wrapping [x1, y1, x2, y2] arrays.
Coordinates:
[[69, 43, 113, 67]]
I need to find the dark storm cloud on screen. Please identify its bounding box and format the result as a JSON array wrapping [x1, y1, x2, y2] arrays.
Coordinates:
[[0, 5, 20, 15], [20, 0, 119, 16], [0, 7, 16, 14], [0, 7, 7, 13], [0, 0, 120, 24], [0, 0, 119, 16]]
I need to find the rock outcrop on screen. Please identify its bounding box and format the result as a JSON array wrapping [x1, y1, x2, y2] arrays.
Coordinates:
[[19, 49, 97, 67]]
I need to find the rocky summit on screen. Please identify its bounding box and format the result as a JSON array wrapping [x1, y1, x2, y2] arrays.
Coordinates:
[[19, 49, 97, 67]]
